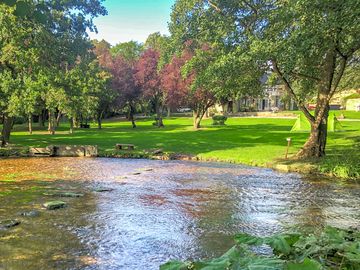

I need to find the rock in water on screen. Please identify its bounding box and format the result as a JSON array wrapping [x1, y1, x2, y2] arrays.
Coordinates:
[[43, 192, 84, 197], [20, 210, 40, 217], [92, 187, 113, 192], [43, 201, 66, 210], [57, 192, 84, 198], [0, 219, 20, 229]]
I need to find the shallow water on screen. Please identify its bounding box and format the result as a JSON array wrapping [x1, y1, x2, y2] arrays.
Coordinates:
[[0, 158, 359, 270]]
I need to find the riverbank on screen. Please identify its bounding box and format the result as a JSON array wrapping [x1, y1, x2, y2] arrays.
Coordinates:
[[1, 116, 359, 179]]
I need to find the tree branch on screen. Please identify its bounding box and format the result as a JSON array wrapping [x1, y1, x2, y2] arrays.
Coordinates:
[[272, 60, 315, 123], [289, 71, 320, 82], [207, 0, 221, 12]]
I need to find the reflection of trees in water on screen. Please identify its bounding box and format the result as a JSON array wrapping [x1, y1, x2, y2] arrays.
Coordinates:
[[0, 179, 99, 270]]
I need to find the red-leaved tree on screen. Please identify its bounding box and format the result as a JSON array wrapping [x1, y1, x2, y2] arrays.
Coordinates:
[[161, 43, 216, 129], [109, 55, 140, 128], [134, 48, 165, 127]]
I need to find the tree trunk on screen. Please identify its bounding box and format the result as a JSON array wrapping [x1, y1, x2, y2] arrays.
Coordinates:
[[73, 117, 79, 128], [155, 103, 164, 128], [69, 118, 74, 134], [1, 115, 13, 147], [193, 110, 205, 129], [130, 114, 136, 128], [97, 117, 102, 129], [129, 104, 136, 128], [56, 111, 62, 127], [167, 106, 171, 118], [28, 114, 33, 135], [39, 110, 46, 128], [97, 110, 104, 129], [48, 111, 55, 135], [297, 103, 330, 158]]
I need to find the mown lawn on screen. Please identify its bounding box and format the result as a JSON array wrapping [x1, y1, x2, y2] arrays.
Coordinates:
[[3, 115, 360, 178]]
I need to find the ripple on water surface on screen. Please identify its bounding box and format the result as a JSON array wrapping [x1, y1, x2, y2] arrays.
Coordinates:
[[0, 157, 359, 270]]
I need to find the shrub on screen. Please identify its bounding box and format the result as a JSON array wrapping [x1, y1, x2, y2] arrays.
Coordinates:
[[161, 226, 360, 270], [212, 115, 228, 125]]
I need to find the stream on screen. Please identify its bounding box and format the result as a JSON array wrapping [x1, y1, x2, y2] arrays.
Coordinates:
[[0, 158, 359, 269]]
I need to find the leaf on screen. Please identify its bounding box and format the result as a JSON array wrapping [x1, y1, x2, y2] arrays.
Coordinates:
[[14, 1, 32, 17], [160, 261, 190, 270], [234, 233, 263, 246], [33, 10, 47, 24], [265, 235, 292, 255], [285, 258, 322, 270], [0, 0, 17, 7]]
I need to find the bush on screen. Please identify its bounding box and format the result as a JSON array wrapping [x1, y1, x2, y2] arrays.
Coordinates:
[[212, 115, 228, 125], [161, 226, 360, 270]]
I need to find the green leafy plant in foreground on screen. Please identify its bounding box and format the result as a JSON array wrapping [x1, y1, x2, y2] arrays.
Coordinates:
[[160, 226, 360, 270]]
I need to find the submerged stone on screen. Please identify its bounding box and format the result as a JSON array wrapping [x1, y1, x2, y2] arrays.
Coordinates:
[[92, 187, 113, 192], [43, 192, 84, 197], [57, 192, 84, 198], [20, 210, 40, 217], [0, 219, 20, 229], [43, 201, 66, 210]]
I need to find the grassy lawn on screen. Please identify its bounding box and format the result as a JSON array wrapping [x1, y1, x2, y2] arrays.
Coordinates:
[[283, 110, 360, 119], [2, 115, 359, 178]]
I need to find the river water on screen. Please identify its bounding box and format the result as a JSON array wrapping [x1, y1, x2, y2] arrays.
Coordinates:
[[0, 158, 359, 269]]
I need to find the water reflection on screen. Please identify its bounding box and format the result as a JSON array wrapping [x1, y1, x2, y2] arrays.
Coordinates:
[[0, 158, 359, 269]]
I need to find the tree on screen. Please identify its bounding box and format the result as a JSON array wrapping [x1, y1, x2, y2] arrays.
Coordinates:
[[247, 0, 360, 158], [134, 49, 165, 127], [161, 43, 217, 129], [169, 1, 264, 128], [0, 0, 107, 144], [111, 41, 143, 61], [170, 0, 360, 158], [109, 55, 140, 128]]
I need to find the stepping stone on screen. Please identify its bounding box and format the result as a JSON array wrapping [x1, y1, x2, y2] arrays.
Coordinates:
[[43, 201, 66, 210], [43, 192, 84, 198], [0, 219, 20, 229], [57, 192, 84, 198]]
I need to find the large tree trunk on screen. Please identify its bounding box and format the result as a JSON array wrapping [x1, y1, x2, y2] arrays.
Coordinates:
[[28, 114, 33, 135], [297, 102, 330, 158], [1, 115, 13, 147]]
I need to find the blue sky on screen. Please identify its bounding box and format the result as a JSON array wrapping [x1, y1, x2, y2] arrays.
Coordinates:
[[88, 0, 175, 45]]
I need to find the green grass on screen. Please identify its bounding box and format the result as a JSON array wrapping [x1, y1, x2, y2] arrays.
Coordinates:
[[2, 116, 360, 178], [283, 110, 360, 119]]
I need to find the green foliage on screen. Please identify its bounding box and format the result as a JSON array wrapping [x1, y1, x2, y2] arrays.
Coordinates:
[[110, 41, 143, 61], [161, 227, 360, 270], [212, 115, 227, 125]]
